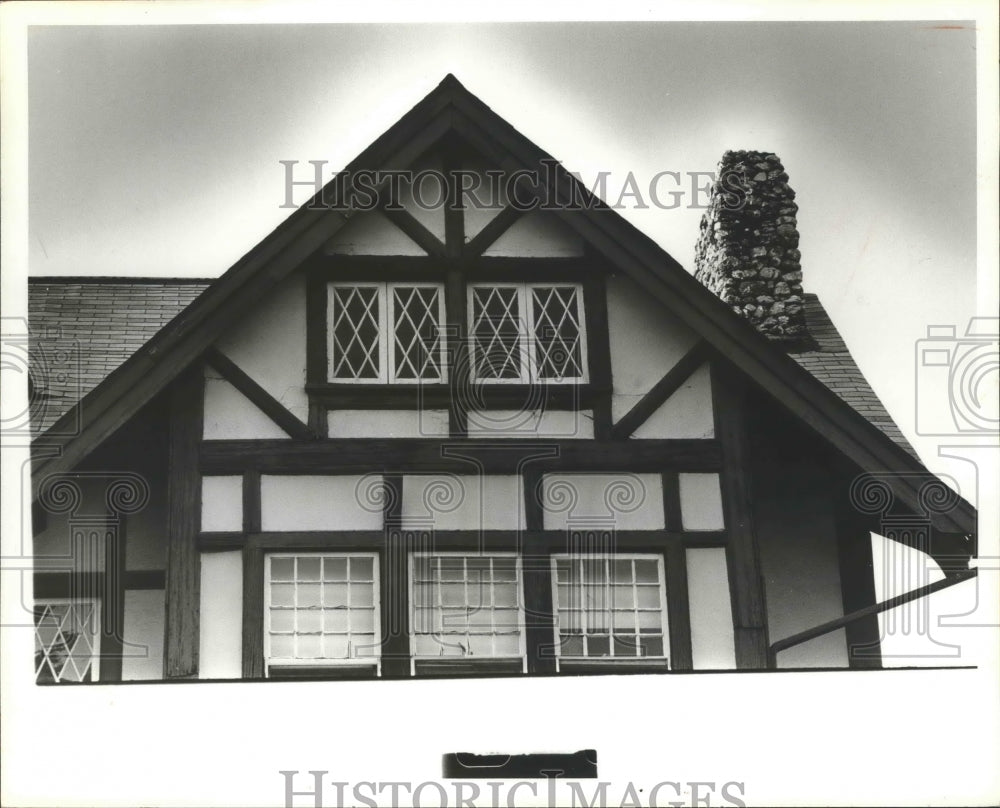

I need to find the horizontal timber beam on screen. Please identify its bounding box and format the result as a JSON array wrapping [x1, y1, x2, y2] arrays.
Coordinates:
[[199, 438, 722, 475]]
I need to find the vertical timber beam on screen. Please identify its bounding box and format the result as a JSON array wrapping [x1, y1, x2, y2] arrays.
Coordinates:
[[164, 367, 203, 678], [712, 364, 769, 669], [834, 478, 882, 669]]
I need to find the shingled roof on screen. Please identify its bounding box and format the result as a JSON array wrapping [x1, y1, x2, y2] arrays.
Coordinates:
[[27, 278, 918, 459], [28, 278, 211, 436], [791, 294, 918, 459]]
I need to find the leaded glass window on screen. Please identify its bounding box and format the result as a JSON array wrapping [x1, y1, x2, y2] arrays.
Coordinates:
[[329, 283, 445, 382], [34, 599, 100, 684], [468, 283, 587, 383]]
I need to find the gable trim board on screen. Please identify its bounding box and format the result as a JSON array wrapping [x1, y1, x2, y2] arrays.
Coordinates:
[[29, 74, 975, 545]]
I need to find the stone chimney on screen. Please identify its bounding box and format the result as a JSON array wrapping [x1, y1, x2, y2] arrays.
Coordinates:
[[694, 151, 806, 343]]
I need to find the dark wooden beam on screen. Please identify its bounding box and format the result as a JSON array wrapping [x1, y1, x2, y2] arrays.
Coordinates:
[[464, 205, 524, 257], [523, 534, 557, 675], [164, 368, 204, 678], [308, 382, 608, 410], [381, 474, 410, 677], [611, 342, 708, 439], [834, 482, 882, 669], [35, 570, 166, 597], [446, 267, 469, 437], [241, 544, 265, 679], [243, 468, 261, 535], [712, 364, 769, 670], [584, 272, 613, 439], [379, 203, 448, 257], [205, 348, 315, 440], [99, 514, 125, 683], [200, 438, 722, 476], [664, 539, 693, 672]]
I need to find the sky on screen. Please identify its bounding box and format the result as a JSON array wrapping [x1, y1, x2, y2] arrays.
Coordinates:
[[22, 19, 987, 476]]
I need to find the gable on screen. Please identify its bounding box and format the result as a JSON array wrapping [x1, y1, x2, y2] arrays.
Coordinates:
[[26, 74, 975, 536]]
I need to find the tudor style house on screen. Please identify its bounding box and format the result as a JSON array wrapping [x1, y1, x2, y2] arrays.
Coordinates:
[[28, 75, 977, 684]]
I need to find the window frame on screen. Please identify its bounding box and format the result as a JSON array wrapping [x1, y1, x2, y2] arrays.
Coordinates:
[[408, 551, 528, 676], [466, 282, 589, 385], [549, 552, 670, 672], [33, 597, 102, 684], [263, 551, 382, 677], [327, 281, 447, 384]]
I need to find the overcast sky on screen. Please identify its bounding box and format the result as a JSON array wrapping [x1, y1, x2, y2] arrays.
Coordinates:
[[25, 20, 985, 472]]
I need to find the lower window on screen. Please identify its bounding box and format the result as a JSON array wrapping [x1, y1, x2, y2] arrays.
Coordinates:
[[409, 553, 526, 675], [34, 598, 101, 684], [265, 553, 380, 677], [551, 554, 669, 671]]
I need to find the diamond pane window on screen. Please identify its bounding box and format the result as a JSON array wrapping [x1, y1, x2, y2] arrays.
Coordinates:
[[265, 553, 380, 673], [34, 599, 100, 683], [329, 283, 445, 383], [391, 286, 444, 380], [531, 286, 584, 380], [468, 283, 587, 383], [470, 286, 524, 381], [551, 554, 668, 669], [410, 554, 526, 672]]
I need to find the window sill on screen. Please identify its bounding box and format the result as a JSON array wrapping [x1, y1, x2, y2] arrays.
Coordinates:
[[413, 658, 526, 677], [266, 664, 379, 680], [555, 658, 670, 675]]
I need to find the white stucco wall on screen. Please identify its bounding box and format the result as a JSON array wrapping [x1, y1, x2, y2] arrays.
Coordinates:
[[201, 475, 244, 533], [324, 209, 427, 256], [461, 162, 508, 242], [606, 274, 704, 425], [541, 473, 665, 531], [482, 210, 584, 257], [678, 472, 725, 531], [400, 474, 524, 531], [122, 589, 164, 681], [686, 547, 737, 669], [327, 409, 450, 438], [260, 475, 383, 531], [631, 363, 715, 439], [203, 373, 289, 440], [465, 408, 593, 439], [198, 551, 243, 679], [211, 270, 309, 426]]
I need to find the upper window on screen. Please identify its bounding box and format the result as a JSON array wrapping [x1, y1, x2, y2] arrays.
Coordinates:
[[34, 599, 101, 683], [410, 553, 526, 674], [265, 553, 380, 675], [468, 283, 587, 383], [329, 283, 445, 383], [551, 554, 669, 671]]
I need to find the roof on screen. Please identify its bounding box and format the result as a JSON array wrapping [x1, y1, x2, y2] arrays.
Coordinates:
[[791, 294, 918, 459], [28, 278, 211, 436], [27, 281, 919, 460], [25, 73, 975, 535]]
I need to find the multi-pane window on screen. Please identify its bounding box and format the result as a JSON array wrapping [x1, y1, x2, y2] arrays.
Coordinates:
[[409, 554, 526, 673], [468, 283, 587, 383], [34, 599, 101, 683], [551, 554, 669, 669], [265, 553, 380, 674], [329, 283, 445, 382]]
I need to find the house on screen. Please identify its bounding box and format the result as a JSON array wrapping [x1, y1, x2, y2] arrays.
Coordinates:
[[28, 74, 977, 684]]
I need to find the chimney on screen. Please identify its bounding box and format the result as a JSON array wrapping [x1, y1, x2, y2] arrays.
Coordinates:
[[694, 151, 806, 343]]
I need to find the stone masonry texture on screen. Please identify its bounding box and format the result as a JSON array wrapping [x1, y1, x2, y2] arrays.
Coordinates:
[[694, 151, 806, 342]]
